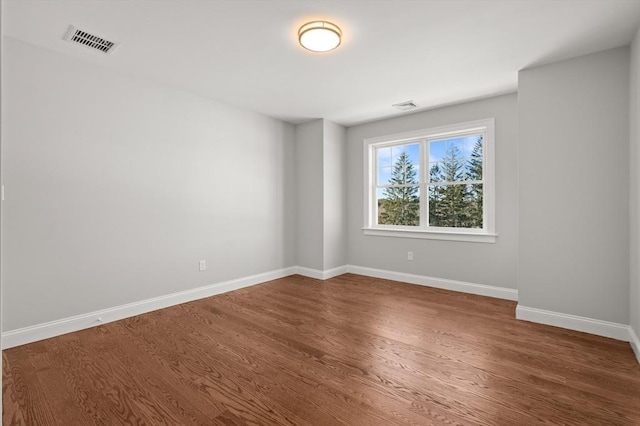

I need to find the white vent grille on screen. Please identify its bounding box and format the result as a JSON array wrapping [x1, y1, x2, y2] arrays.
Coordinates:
[[392, 100, 418, 111], [64, 26, 118, 54]]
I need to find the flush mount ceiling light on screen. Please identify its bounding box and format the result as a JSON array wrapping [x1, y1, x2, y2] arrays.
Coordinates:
[[298, 21, 342, 52]]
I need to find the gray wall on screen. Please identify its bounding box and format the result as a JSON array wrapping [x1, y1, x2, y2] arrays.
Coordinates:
[[294, 119, 347, 271], [631, 28, 640, 341], [323, 120, 347, 270], [294, 119, 324, 270], [346, 94, 518, 289], [1, 38, 296, 331], [518, 47, 630, 324]]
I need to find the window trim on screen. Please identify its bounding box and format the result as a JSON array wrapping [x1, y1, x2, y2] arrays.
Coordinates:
[[362, 118, 496, 243]]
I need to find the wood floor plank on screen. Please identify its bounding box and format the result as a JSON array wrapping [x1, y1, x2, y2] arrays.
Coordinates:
[[3, 273, 640, 425], [3, 346, 57, 425], [2, 352, 27, 426]]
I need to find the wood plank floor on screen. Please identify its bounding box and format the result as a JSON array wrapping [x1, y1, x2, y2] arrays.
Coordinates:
[[3, 273, 640, 425]]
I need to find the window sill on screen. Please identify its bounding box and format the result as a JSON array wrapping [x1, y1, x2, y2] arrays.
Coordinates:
[[362, 227, 497, 243]]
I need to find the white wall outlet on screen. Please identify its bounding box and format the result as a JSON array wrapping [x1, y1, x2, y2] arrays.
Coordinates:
[[199, 260, 206, 271], [407, 251, 414, 261]]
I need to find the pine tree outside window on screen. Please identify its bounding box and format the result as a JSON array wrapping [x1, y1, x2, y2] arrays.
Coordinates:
[[363, 119, 496, 243]]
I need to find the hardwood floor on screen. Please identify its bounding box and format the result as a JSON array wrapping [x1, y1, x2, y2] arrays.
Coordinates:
[[3, 273, 640, 425]]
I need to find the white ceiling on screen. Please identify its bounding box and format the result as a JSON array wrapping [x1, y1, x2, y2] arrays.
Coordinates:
[[2, 0, 639, 126]]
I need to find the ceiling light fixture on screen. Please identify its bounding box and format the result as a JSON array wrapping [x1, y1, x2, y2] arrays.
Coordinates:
[[298, 21, 342, 52]]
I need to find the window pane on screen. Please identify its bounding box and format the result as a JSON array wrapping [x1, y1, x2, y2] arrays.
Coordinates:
[[429, 162, 443, 183], [462, 134, 481, 156], [465, 135, 483, 181], [411, 164, 420, 184], [377, 186, 420, 226], [405, 143, 420, 164], [402, 162, 419, 184], [430, 134, 483, 158], [428, 184, 483, 228], [391, 145, 405, 165], [469, 183, 483, 228], [378, 166, 392, 185], [429, 140, 445, 162], [447, 136, 466, 157], [378, 143, 420, 185], [429, 157, 466, 182], [377, 147, 392, 167], [428, 139, 465, 182], [429, 135, 484, 183]]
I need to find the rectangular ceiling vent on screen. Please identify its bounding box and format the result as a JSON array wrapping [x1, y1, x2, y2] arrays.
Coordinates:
[[392, 100, 418, 111], [63, 26, 118, 54]]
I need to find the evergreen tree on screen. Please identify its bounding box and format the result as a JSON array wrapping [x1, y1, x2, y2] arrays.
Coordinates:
[[467, 136, 483, 181], [428, 162, 446, 226], [466, 136, 483, 228], [430, 144, 471, 227], [379, 151, 419, 226]]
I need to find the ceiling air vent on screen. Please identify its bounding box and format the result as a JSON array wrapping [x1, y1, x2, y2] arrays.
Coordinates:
[[392, 100, 418, 111], [63, 26, 118, 54]]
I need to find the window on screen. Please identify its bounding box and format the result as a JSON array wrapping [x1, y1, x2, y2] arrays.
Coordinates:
[[363, 118, 496, 243]]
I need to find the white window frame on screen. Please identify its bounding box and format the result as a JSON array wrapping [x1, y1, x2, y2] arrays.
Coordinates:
[[362, 118, 496, 243]]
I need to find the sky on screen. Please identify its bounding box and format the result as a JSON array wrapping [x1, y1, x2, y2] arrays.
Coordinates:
[[376, 133, 483, 185]]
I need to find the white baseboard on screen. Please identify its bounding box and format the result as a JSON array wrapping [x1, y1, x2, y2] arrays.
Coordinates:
[[630, 327, 640, 364], [1, 264, 515, 349], [345, 265, 518, 301], [4, 262, 637, 366], [2, 267, 297, 349], [515, 305, 630, 341], [295, 265, 349, 280]]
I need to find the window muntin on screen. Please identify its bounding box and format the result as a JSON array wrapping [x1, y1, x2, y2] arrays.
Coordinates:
[[364, 119, 495, 242]]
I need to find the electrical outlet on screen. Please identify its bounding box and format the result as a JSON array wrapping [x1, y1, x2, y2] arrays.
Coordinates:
[[407, 251, 414, 261], [199, 260, 206, 271]]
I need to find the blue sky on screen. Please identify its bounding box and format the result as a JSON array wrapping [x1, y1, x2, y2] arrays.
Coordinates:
[[377, 143, 419, 167], [376, 134, 482, 185], [429, 134, 482, 162]]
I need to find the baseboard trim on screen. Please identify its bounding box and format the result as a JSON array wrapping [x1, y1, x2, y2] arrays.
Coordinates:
[[2, 267, 297, 349], [3, 263, 515, 348], [4, 262, 637, 365], [630, 327, 640, 364], [295, 265, 349, 280], [345, 265, 518, 301], [515, 305, 630, 341]]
